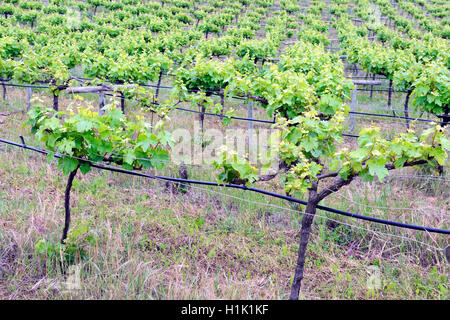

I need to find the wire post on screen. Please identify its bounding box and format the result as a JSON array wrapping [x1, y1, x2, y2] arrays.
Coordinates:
[[248, 99, 254, 152], [350, 84, 357, 133], [98, 91, 105, 116], [370, 74, 375, 100], [328, 22, 333, 54], [120, 92, 125, 114], [26, 86, 32, 110]]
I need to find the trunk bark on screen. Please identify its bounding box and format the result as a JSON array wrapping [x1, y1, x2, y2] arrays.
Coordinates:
[[438, 106, 449, 175], [98, 91, 105, 115], [2, 81, 6, 100], [120, 93, 125, 113], [404, 89, 412, 129], [61, 166, 79, 244], [388, 79, 395, 116], [199, 92, 212, 134], [200, 100, 206, 133], [220, 88, 225, 115], [155, 70, 163, 103], [290, 183, 319, 300], [441, 106, 449, 127], [370, 74, 375, 100], [53, 92, 59, 111]]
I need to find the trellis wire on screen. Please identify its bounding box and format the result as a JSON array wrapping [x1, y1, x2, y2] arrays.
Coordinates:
[[1, 138, 444, 253], [0, 136, 448, 235], [1, 81, 445, 126], [0, 124, 447, 183]]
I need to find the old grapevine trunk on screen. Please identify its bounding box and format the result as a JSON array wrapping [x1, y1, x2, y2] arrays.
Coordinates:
[[404, 90, 412, 129], [370, 74, 375, 100], [388, 79, 395, 116], [53, 92, 59, 111], [289, 183, 319, 300], [61, 166, 79, 244], [120, 93, 125, 113], [2, 81, 6, 100], [199, 92, 212, 134], [441, 106, 449, 127], [199, 100, 206, 133], [155, 70, 164, 102], [220, 88, 225, 115]]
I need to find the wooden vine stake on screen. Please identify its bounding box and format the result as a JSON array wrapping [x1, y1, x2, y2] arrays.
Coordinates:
[[98, 91, 106, 116], [370, 74, 375, 100], [26, 86, 32, 111], [248, 99, 254, 151], [120, 92, 125, 114], [349, 84, 357, 132]]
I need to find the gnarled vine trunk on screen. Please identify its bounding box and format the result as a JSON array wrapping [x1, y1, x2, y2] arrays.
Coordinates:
[[404, 89, 412, 129], [155, 70, 164, 103], [120, 92, 125, 113], [53, 92, 59, 111], [440, 106, 449, 128], [220, 88, 225, 115], [290, 182, 319, 300], [370, 74, 375, 100], [2, 81, 7, 100], [199, 92, 212, 134], [388, 79, 395, 116], [61, 166, 79, 244]]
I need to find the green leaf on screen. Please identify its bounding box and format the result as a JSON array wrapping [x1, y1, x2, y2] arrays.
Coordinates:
[[61, 157, 79, 176], [428, 147, 447, 165], [150, 149, 169, 170], [338, 166, 351, 180], [43, 118, 60, 131], [124, 149, 136, 165], [368, 163, 389, 182], [46, 151, 55, 163], [58, 138, 76, 155], [393, 156, 407, 169], [137, 133, 158, 152], [79, 162, 91, 175], [75, 118, 93, 132], [440, 136, 450, 151]]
